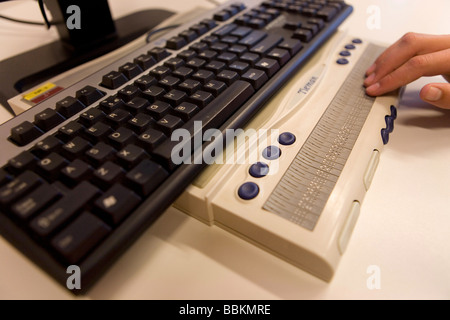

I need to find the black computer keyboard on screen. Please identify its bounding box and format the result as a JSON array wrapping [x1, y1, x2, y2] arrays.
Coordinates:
[[0, 0, 352, 293]]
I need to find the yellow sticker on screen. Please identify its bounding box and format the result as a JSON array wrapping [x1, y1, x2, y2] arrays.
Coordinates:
[[23, 83, 56, 101]]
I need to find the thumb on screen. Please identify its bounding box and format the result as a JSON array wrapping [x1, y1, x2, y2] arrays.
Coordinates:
[[420, 83, 450, 109]]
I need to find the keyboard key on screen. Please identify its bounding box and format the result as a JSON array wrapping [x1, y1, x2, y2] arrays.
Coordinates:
[[239, 30, 268, 47], [116, 144, 148, 169], [0, 171, 43, 207], [7, 151, 37, 174], [34, 108, 65, 132], [255, 58, 280, 77], [172, 102, 200, 121], [99, 96, 125, 113], [293, 29, 313, 42], [164, 89, 188, 106], [79, 108, 105, 127], [178, 79, 202, 95], [61, 159, 93, 186], [85, 142, 116, 167], [101, 71, 128, 89], [148, 47, 171, 61], [317, 6, 338, 21], [95, 184, 141, 225], [189, 90, 214, 108], [38, 152, 69, 180], [217, 70, 240, 85], [62, 137, 92, 161], [29, 181, 100, 237], [241, 68, 268, 89], [124, 97, 150, 114], [278, 39, 303, 55], [32, 136, 63, 158], [134, 75, 157, 90], [156, 115, 184, 135], [118, 85, 141, 102], [137, 128, 167, 151], [267, 48, 291, 66], [134, 54, 157, 70], [125, 159, 168, 196], [11, 183, 61, 220], [10, 121, 44, 146], [93, 161, 125, 189], [84, 122, 113, 143], [203, 80, 227, 96], [214, 10, 231, 21], [250, 34, 283, 55], [142, 86, 166, 102], [146, 101, 171, 119], [127, 113, 154, 133], [51, 212, 111, 264], [106, 109, 132, 128], [76, 86, 105, 106], [108, 127, 136, 149], [166, 36, 187, 50], [57, 121, 85, 142]]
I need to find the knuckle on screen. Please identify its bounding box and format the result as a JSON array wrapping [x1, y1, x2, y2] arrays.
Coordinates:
[[407, 55, 429, 69], [400, 32, 419, 47]]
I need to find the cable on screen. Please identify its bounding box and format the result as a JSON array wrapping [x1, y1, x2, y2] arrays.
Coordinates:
[[145, 24, 181, 43], [0, 14, 46, 26]]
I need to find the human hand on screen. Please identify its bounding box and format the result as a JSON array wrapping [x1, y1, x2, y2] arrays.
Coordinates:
[[364, 32, 450, 109]]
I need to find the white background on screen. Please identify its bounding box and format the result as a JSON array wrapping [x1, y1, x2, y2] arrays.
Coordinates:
[[0, 0, 449, 299]]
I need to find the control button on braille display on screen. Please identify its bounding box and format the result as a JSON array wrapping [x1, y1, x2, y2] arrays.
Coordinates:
[[238, 182, 260, 200]]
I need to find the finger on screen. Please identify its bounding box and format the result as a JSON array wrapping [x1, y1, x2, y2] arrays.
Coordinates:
[[366, 48, 450, 96], [420, 83, 450, 109], [364, 33, 450, 86]]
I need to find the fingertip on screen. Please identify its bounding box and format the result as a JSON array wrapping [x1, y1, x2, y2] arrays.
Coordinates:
[[365, 82, 380, 96], [365, 63, 376, 76], [420, 84, 450, 109], [421, 85, 442, 102], [364, 73, 376, 87]]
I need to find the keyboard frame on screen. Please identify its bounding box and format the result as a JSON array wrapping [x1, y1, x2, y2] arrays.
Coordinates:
[[0, 0, 353, 294]]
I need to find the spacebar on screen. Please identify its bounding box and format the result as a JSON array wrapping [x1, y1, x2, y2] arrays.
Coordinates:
[[153, 80, 255, 170]]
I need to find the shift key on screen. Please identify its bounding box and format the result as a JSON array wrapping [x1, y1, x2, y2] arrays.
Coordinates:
[[30, 181, 101, 237]]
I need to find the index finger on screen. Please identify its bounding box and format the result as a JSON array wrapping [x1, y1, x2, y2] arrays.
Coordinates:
[[364, 33, 450, 86]]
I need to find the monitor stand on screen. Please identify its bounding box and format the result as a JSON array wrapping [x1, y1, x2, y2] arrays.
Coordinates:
[[0, 9, 174, 115]]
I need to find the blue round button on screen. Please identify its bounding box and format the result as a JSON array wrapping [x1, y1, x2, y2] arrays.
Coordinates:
[[249, 162, 270, 178], [345, 44, 356, 50], [262, 146, 281, 160], [337, 58, 349, 65], [339, 50, 351, 57], [352, 38, 363, 44], [278, 132, 296, 146], [238, 182, 260, 200]]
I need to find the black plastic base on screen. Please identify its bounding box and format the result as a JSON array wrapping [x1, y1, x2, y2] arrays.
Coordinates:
[[0, 9, 174, 115]]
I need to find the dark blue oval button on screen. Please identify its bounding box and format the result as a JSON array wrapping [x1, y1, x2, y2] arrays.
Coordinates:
[[352, 38, 363, 44], [381, 128, 390, 145], [337, 58, 349, 65], [385, 115, 394, 133], [345, 44, 356, 50], [262, 146, 281, 160], [390, 105, 397, 120], [249, 162, 269, 178], [339, 50, 351, 57], [238, 182, 260, 200], [278, 132, 296, 146]]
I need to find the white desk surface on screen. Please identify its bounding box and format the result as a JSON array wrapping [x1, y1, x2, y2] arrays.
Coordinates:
[[0, 0, 449, 300]]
